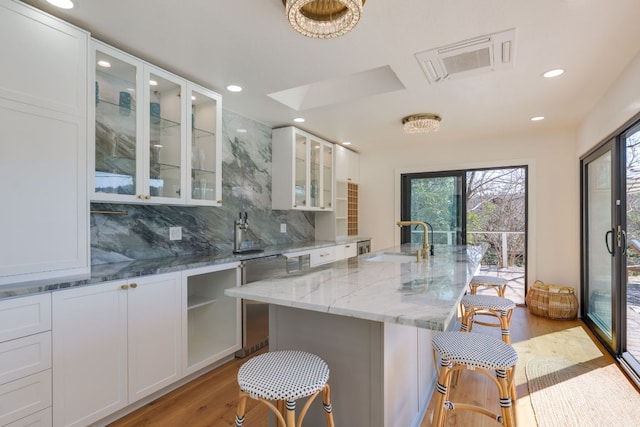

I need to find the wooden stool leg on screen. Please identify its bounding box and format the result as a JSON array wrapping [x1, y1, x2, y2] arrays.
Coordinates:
[[496, 369, 516, 427], [235, 392, 248, 426], [322, 384, 336, 427], [498, 284, 507, 297], [432, 357, 453, 427], [499, 309, 512, 344], [284, 400, 296, 427]]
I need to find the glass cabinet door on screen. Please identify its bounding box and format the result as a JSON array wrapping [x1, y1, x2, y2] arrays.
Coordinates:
[[310, 138, 321, 208], [93, 45, 141, 199], [322, 142, 333, 209], [295, 132, 307, 208], [145, 67, 185, 202], [187, 84, 222, 206]]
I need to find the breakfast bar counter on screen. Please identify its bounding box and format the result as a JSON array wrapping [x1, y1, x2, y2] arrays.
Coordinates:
[[226, 244, 485, 427]]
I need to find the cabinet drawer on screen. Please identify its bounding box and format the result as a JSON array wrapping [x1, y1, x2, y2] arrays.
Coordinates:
[[4, 407, 51, 427], [0, 294, 51, 343], [0, 370, 51, 426], [310, 247, 336, 267], [0, 332, 51, 385], [343, 243, 358, 258]]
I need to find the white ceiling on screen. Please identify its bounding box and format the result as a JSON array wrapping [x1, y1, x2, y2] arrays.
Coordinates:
[[22, 0, 640, 154]]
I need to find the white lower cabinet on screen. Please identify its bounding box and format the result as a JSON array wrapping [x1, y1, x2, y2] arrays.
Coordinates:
[[182, 263, 241, 376], [0, 293, 52, 427], [52, 273, 182, 427]]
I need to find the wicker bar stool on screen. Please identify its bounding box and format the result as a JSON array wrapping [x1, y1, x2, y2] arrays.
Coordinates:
[[234, 350, 335, 427], [460, 294, 516, 344], [469, 275, 509, 297], [432, 331, 518, 427]]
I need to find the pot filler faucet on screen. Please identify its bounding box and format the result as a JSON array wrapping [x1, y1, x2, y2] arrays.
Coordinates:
[[234, 212, 248, 254], [396, 220, 433, 261]]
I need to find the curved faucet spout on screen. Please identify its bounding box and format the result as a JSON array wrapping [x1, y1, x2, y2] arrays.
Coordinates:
[[396, 220, 430, 259]]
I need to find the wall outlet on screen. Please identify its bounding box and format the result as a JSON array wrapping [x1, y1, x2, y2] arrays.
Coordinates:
[[280, 223, 287, 233], [169, 226, 182, 241]]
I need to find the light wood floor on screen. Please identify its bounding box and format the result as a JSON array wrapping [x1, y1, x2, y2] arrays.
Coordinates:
[[109, 308, 634, 427]]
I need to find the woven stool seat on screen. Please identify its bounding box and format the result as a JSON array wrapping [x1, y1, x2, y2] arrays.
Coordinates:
[[433, 332, 518, 370], [432, 332, 518, 427], [235, 350, 335, 427], [461, 294, 515, 312], [238, 350, 329, 401], [469, 275, 509, 297]]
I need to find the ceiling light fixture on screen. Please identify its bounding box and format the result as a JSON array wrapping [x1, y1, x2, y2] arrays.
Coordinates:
[[342, 141, 351, 145], [293, 117, 305, 123], [283, 0, 366, 39], [46, 0, 74, 9], [149, 80, 158, 86], [542, 69, 565, 78], [97, 60, 111, 68], [402, 114, 441, 134], [226, 85, 243, 92], [531, 116, 545, 121]]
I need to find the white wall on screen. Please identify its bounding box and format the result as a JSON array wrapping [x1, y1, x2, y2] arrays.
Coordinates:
[[578, 50, 640, 155], [359, 128, 579, 290]]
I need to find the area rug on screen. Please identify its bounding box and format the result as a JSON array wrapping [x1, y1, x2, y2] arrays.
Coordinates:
[[525, 357, 640, 426]]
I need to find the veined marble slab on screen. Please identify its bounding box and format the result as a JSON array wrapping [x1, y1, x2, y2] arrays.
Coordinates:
[[226, 244, 485, 331]]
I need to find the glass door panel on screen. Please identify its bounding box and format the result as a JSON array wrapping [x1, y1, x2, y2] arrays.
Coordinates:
[[624, 126, 640, 368], [309, 138, 321, 208], [401, 173, 464, 247], [147, 70, 183, 201], [94, 49, 138, 196], [322, 143, 333, 209], [583, 142, 616, 350], [294, 133, 307, 207], [188, 86, 220, 204]]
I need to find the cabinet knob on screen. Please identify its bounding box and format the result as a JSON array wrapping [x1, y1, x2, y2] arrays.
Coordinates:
[[217, 200, 222, 204], [145, 195, 151, 200], [120, 284, 128, 290], [137, 195, 144, 200], [130, 283, 138, 289]]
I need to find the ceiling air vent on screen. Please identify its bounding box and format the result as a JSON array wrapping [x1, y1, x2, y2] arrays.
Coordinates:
[[415, 28, 516, 83]]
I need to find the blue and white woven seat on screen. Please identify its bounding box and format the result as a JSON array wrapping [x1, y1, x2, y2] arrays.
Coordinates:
[[432, 332, 518, 427], [469, 275, 509, 297], [460, 294, 516, 344], [235, 350, 335, 427]]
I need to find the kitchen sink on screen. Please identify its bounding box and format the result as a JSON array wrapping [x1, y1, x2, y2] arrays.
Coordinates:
[[364, 253, 416, 263]]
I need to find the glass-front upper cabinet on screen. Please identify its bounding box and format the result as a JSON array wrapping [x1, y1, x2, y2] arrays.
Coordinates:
[[90, 39, 222, 206], [272, 126, 334, 211], [145, 67, 185, 203], [187, 83, 222, 206], [92, 44, 142, 201]]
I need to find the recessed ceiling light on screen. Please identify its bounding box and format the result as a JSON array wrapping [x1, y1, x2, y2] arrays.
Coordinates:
[[97, 60, 111, 68], [191, 95, 196, 101], [46, 0, 74, 9], [293, 117, 305, 123], [531, 116, 545, 121], [149, 80, 158, 86], [236, 129, 247, 133], [342, 141, 351, 146], [226, 85, 243, 92], [542, 69, 565, 78]]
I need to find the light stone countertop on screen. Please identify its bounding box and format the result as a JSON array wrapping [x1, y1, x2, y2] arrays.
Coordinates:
[[226, 244, 485, 331]]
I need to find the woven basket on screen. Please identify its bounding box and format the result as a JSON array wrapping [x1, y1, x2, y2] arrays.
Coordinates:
[[526, 280, 578, 320]]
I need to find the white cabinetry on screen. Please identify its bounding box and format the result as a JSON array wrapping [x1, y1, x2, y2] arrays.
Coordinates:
[[0, 0, 89, 285], [317, 145, 360, 240], [272, 126, 334, 211], [52, 273, 182, 427], [90, 40, 222, 206], [182, 263, 241, 375], [334, 242, 358, 261], [0, 293, 52, 426]]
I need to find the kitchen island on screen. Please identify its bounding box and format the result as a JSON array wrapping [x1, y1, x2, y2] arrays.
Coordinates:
[[226, 244, 485, 427]]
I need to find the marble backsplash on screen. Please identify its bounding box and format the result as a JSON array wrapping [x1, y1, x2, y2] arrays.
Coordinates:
[[91, 110, 315, 264]]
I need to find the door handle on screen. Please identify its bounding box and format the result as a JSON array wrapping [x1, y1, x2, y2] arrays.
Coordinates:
[[605, 229, 615, 256], [620, 227, 627, 255]]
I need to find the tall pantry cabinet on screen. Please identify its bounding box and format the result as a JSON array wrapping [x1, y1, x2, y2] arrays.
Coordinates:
[[0, 0, 89, 285]]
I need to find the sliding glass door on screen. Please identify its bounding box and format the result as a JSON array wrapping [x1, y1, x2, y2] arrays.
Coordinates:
[[582, 121, 640, 382], [582, 140, 618, 351]]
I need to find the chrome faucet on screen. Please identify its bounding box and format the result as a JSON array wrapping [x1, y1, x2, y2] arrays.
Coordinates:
[[397, 220, 430, 261], [234, 212, 248, 253]]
